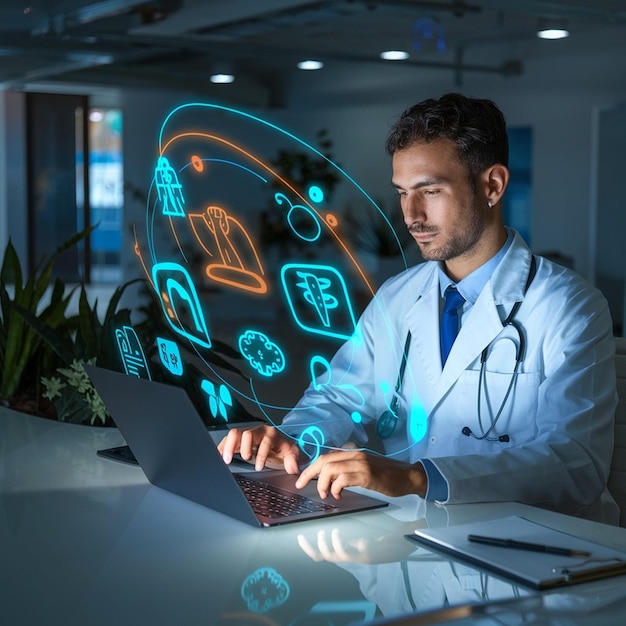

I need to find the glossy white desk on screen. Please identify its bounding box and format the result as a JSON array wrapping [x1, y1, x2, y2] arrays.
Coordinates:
[[2, 407, 626, 626]]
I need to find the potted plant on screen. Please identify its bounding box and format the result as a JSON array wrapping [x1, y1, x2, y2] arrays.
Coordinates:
[[0, 234, 85, 417]]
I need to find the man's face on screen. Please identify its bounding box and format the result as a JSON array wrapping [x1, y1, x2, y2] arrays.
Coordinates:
[[391, 138, 491, 264]]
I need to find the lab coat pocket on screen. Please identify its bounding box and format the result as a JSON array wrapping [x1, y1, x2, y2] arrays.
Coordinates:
[[455, 369, 540, 446]]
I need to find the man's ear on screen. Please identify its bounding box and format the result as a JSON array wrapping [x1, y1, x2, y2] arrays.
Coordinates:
[[483, 164, 509, 207]]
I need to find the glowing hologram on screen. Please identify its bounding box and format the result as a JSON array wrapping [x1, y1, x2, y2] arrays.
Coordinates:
[[281, 263, 357, 341], [190, 154, 203, 172], [351, 411, 363, 423], [138, 101, 426, 459], [241, 567, 290, 613], [152, 262, 212, 349], [309, 355, 332, 390], [188, 205, 267, 294], [309, 354, 366, 408], [298, 426, 325, 463], [201, 379, 232, 421], [157, 336, 183, 376], [274, 192, 322, 242], [115, 326, 151, 380], [409, 402, 428, 443], [155, 156, 185, 217], [238, 330, 286, 377], [299, 271, 338, 327], [307, 184, 324, 203], [325, 213, 338, 227]]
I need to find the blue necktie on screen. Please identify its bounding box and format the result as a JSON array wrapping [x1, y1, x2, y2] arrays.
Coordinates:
[[440, 286, 465, 365]]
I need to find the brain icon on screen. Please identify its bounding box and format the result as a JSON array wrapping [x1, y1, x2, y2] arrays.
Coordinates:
[[238, 330, 286, 377], [241, 567, 290, 613]]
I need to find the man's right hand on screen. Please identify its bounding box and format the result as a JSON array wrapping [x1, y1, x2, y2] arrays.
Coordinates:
[[217, 425, 303, 473]]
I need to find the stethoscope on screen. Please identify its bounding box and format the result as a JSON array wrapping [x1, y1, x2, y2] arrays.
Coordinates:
[[376, 256, 537, 442]]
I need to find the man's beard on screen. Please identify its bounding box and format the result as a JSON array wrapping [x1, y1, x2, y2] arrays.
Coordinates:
[[409, 199, 488, 262]]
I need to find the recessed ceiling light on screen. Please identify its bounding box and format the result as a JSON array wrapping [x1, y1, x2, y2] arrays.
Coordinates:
[[297, 59, 324, 70], [210, 73, 235, 84], [380, 50, 409, 61], [537, 28, 570, 40]]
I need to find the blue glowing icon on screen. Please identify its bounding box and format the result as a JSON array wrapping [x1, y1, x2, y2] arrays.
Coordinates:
[[201, 379, 232, 421], [309, 354, 332, 390], [155, 156, 185, 217], [115, 325, 151, 379], [281, 263, 357, 341], [298, 426, 325, 463], [351, 411, 363, 423], [157, 336, 183, 376], [310, 355, 366, 425], [152, 262, 212, 349], [308, 184, 324, 204], [274, 192, 322, 242], [409, 403, 428, 443], [238, 330, 286, 377], [241, 567, 290, 613]]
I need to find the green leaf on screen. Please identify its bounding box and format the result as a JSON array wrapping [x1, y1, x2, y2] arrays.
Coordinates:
[[12, 302, 74, 364]]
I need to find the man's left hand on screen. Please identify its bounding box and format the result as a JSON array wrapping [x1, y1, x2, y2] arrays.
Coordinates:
[[295, 450, 428, 499]]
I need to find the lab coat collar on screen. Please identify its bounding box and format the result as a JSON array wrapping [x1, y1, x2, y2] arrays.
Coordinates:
[[405, 230, 534, 410]]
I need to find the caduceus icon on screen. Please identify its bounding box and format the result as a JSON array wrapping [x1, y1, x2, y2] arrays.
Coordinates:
[[295, 271, 338, 328]]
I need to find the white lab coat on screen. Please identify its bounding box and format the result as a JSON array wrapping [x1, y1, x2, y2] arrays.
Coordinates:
[[282, 231, 619, 524]]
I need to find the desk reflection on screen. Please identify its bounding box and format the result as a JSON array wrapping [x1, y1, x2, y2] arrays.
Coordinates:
[[3, 409, 626, 626]]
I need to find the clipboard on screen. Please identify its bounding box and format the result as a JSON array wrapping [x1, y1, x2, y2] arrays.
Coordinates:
[[405, 516, 626, 590]]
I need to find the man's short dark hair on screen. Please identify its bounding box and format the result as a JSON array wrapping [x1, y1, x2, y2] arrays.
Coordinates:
[[385, 93, 509, 181]]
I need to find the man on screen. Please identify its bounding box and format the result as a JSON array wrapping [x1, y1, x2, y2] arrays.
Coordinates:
[[220, 93, 618, 523]]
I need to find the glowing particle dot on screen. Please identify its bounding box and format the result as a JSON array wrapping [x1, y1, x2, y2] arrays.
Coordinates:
[[351, 411, 362, 424], [326, 213, 338, 227], [308, 185, 324, 203], [191, 155, 204, 172]]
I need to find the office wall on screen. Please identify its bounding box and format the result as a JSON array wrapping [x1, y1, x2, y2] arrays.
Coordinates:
[[120, 38, 626, 284], [4, 30, 626, 291], [0, 90, 28, 261]]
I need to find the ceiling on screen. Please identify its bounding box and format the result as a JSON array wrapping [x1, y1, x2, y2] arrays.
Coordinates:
[[1, 0, 626, 105]]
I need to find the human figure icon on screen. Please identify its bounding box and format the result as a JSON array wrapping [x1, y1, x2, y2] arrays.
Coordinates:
[[155, 156, 185, 217]]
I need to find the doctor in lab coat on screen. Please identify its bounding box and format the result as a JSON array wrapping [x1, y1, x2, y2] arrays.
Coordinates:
[[219, 93, 619, 524]]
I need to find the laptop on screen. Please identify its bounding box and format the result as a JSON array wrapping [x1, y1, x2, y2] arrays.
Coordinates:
[[85, 365, 387, 527]]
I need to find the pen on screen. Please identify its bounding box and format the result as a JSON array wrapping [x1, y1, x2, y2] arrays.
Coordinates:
[[467, 534, 591, 557]]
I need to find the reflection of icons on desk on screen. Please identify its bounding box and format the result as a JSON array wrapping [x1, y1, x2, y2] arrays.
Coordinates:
[[157, 336, 183, 376], [241, 567, 290, 613], [201, 379, 232, 421], [189, 205, 267, 294], [152, 262, 212, 349], [238, 330, 285, 377], [281, 263, 357, 341], [115, 325, 151, 379], [155, 156, 185, 217]]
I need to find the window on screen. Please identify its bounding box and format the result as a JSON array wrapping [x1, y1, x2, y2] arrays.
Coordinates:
[[84, 107, 123, 283], [27, 92, 123, 284]]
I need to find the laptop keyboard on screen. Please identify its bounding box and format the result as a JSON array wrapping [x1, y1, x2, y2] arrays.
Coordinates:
[[234, 474, 337, 519]]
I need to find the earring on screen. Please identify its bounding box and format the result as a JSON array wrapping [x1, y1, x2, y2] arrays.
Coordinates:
[[487, 200, 493, 208]]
